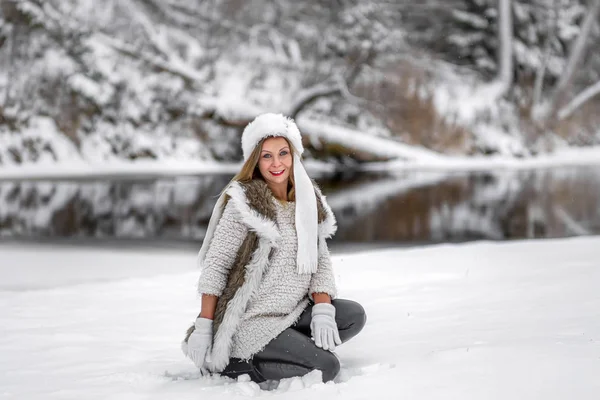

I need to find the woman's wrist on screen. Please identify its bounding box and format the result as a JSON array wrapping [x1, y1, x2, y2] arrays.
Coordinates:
[[312, 292, 331, 304], [199, 294, 218, 319]]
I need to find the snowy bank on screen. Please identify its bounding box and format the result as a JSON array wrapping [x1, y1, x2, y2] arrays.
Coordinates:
[[362, 146, 600, 173], [1, 237, 599, 399], [1, 146, 600, 180], [1, 112, 599, 180], [0, 159, 335, 181]]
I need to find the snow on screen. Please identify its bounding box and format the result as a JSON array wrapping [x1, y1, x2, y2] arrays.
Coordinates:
[[433, 80, 510, 128], [0, 160, 241, 180], [362, 146, 600, 173], [1, 144, 600, 180], [1, 237, 599, 399], [212, 68, 266, 123], [67, 74, 114, 106], [0, 117, 82, 166], [451, 10, 489, 29], [0, 158, 338, 181], [41, 49, 78, 78], [472, 123, 528, 156]]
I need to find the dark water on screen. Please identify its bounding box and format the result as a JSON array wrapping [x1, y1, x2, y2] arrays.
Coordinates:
[[1, 167, 599, 248]]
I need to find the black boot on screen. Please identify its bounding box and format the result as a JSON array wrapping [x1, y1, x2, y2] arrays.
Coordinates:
[[220, 358, 265, 383]]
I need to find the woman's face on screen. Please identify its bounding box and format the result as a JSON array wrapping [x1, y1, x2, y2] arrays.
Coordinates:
[[258, 136, 292, 187]]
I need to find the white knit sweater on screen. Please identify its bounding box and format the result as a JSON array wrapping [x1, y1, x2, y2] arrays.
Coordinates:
[[197, 198, 337, 360]]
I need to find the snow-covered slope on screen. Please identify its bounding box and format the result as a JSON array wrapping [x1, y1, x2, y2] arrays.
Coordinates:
[[2, 0, 599, 172], [1, 237, 599, 399]]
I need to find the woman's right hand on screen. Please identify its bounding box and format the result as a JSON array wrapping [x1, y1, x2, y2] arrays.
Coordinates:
[[186, 317, 213, 374]]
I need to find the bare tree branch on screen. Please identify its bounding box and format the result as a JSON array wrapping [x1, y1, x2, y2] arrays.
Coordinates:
[[288, 83, 341, 119], [126, 0, 192, 67], [558, 80, 600, 120], [288, 43, 376, 119], [161, 0, 247, 35], [544, 0, 600, 117], [96, 33, 208, 85], [554, 205, 591, 236]]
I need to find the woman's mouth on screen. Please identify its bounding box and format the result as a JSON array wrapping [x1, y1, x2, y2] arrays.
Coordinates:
[[270, 170, 285, 176]]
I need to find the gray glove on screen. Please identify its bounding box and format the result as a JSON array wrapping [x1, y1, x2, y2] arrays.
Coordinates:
[[186, 317, 213, 374], [310, 303, 342, 351]]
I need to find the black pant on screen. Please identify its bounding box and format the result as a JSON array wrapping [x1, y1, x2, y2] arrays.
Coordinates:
[[221, 299, 367, 383]]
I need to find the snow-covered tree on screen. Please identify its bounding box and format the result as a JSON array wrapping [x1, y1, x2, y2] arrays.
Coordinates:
[[533, 0, 600, 122], [1, 0, 599, 166], [401, 0, 597, 89]]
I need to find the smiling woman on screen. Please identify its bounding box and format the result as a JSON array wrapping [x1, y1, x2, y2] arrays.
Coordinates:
[[181, 113, 367, 384]]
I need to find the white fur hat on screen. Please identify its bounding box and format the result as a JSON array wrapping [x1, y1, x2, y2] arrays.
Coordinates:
[[241, 113, 304, 160]]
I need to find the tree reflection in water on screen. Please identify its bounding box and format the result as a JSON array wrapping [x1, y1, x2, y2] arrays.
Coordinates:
[[1, 167, 599, 245]]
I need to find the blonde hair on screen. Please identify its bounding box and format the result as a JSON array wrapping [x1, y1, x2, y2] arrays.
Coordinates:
[[224, 136, 297, 201]]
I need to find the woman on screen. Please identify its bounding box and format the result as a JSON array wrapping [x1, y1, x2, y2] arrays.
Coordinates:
[[181, 113, 366, 383]]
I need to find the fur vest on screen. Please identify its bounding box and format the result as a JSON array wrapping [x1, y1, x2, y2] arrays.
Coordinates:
[[183, 179, 337, 372]]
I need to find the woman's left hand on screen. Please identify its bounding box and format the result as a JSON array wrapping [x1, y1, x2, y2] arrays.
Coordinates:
[[310, 303, 342, 351]]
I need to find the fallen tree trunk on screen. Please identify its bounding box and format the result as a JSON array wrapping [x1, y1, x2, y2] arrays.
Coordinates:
[[296, 117, 446, 163], [193, 91, 448, 163]]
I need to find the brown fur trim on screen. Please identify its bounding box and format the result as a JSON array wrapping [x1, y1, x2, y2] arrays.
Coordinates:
[[242, 178, 327, 222], [211, 181, 277, 335], [184, 324, 195, 343], [213, 231, 258, 333], [242, 180, 277, 221], [315, 188, 327, 223], [244, 178, 328, 223], [184, 234, 261, 343]]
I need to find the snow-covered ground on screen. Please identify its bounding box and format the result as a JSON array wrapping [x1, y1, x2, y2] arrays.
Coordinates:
[[1, 237, 599, 399]]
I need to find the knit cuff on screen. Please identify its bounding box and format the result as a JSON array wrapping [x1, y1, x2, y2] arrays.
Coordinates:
[[308, 282, 337, 300], [197, 280, 224, 297]]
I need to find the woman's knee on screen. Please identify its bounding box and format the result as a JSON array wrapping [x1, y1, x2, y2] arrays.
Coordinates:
[[333, 299, 367, 339], [350, 301, 367, 332]]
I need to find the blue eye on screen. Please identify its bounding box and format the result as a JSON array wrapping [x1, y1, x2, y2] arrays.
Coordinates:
[[263, 154, 271, 159], [280, 150, 289, 156]]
